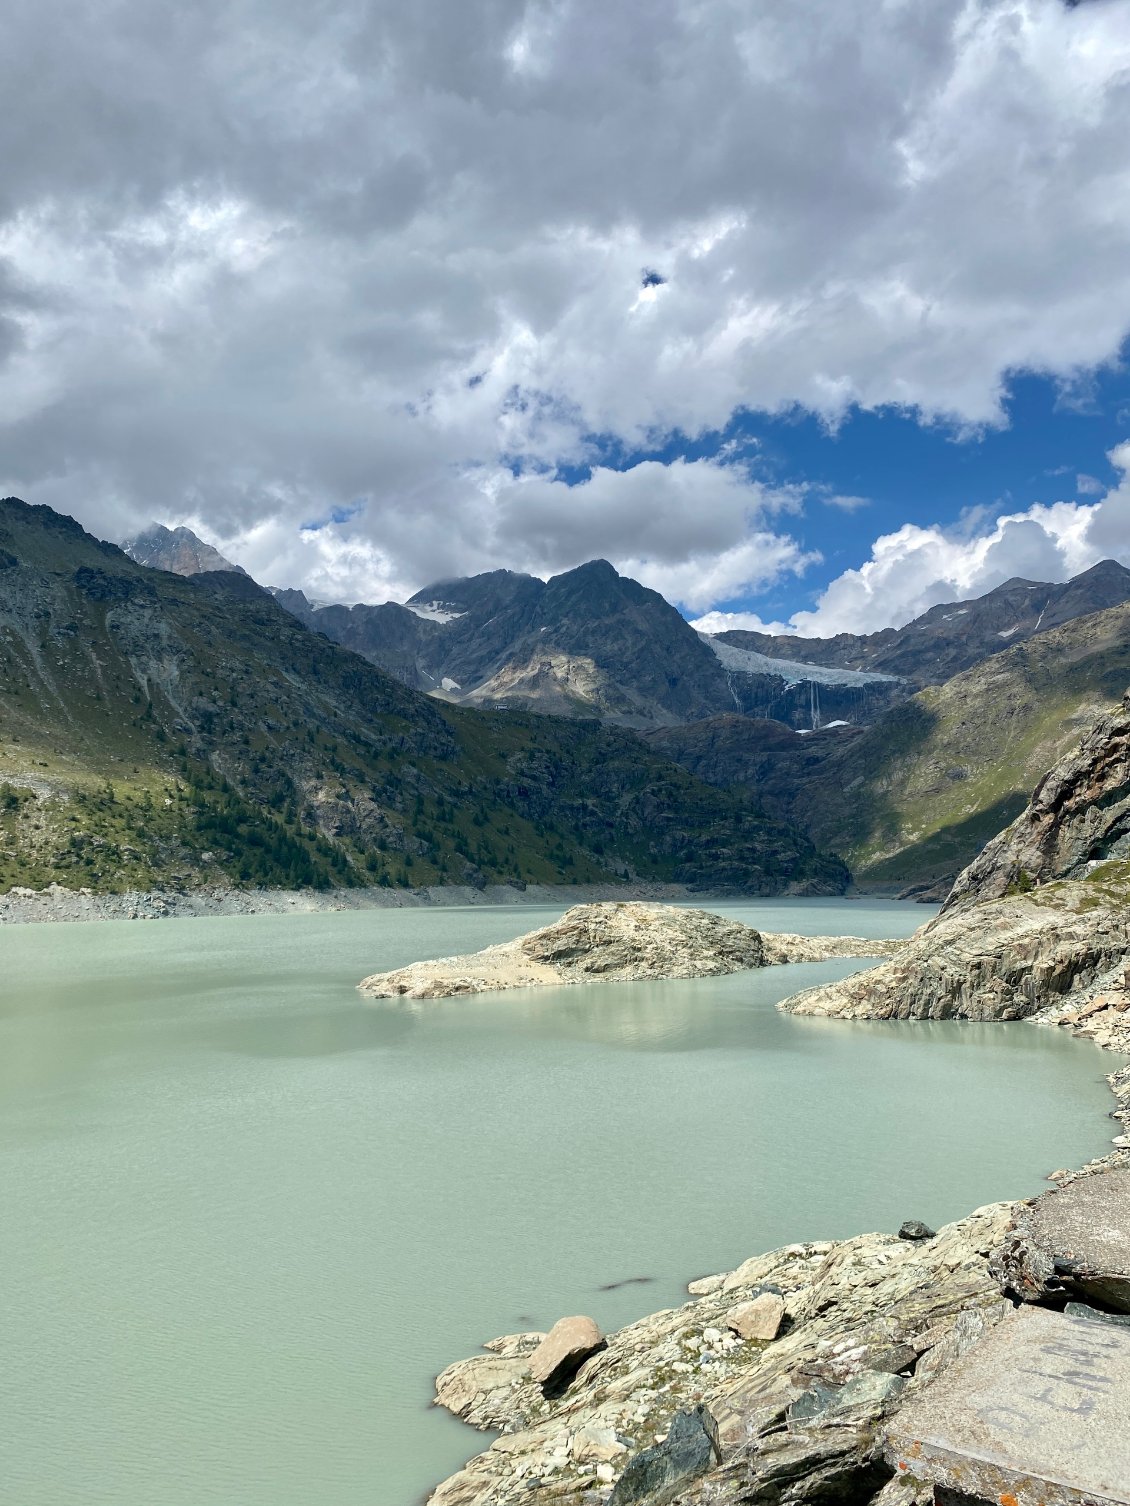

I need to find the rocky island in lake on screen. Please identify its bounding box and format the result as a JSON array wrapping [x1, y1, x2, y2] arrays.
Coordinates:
[[357, 900, 901, 999]]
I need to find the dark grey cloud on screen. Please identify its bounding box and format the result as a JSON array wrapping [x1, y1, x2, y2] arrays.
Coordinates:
[[1, 0, 1129, 617]]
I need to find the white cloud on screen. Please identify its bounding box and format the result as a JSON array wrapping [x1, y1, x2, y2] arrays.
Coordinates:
[[695, 443, 1130, 638], [1, 0, 1130, 614]]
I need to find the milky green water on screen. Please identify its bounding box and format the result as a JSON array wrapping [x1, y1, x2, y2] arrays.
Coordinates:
[[0, 899, 1124, 1506]]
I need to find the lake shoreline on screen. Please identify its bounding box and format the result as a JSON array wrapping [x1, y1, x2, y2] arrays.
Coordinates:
[[0, 879, 882, 927], [427, 956, 1130, 1506]]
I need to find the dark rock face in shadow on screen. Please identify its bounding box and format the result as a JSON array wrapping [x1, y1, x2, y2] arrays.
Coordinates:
[[607, 1406, 721, 1506]]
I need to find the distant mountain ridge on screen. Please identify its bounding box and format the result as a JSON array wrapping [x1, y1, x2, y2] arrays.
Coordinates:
[[117, 522, 1130, 740], [274, 559, 905, 730], [717, 560, 1130, 686]]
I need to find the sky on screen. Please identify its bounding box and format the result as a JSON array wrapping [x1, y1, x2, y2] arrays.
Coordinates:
[[2, 0, 1130, 636]]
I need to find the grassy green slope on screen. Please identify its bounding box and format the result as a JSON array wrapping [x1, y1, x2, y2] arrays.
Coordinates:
[[796, 602, 1130, 884], [0, 499, 845, 896]]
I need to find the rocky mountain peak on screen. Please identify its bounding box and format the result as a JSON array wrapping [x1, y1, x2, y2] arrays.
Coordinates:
[[123, 522, 244, 578]]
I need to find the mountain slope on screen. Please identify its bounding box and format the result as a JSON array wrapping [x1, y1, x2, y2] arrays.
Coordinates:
[[717, 560, 1130, 686], [942, 690, 1130, 914], [646, 599, 1130, 890], [277, 560, 903, 728], [0, 498, 845, 896], [123, 522, 245, 577]]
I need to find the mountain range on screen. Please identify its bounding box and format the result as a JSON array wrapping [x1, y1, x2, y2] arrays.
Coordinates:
[[1, 498, 844, 896], [125, 524, 1130, 733]]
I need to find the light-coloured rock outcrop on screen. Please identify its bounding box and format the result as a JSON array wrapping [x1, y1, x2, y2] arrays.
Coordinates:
[[779, 885, 1130, 1025], [358, 902, 899, 999], [943, 689, 1130, 915]]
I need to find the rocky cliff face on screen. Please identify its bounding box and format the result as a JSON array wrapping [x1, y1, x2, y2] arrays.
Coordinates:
[[942, 691, 1130, 914], [780, 885, 1130, 1024]]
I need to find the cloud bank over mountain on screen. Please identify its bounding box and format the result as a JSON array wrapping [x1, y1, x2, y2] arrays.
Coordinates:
[[2, 0, 1129, 625], [693, 442, 1130, 636]]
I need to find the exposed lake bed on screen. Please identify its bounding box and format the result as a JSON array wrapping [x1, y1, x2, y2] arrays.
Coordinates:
[[2, 899, 1127, 1505]]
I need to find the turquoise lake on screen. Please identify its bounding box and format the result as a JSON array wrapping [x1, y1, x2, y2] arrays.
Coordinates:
[[0, 899, 1124, 1505]]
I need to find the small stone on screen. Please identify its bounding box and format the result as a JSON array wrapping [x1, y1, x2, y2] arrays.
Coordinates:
[[596, 1463, 615, 1484], [897, 1220, 936, 1241], [573, 1424, 626, 1464], [687, 1274, 725, 1296], [529, 1316, 607, 1389], [725, 1292, 786, 1342], [701, 1326, 722, 1344]]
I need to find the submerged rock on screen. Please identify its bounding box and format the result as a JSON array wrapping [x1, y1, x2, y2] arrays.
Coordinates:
[[358, 901, 899, 1000]]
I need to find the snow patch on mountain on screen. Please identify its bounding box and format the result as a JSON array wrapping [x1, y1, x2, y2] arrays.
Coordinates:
[[702, 635, 904, 687], [402, 601, 466, 624]]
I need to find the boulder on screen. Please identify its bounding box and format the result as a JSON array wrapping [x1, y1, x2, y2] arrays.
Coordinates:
[[725, 1292, 786, 1342], [606, 1406, 721, 1505], [898, 1220, 936, 1241], [990, 1168, 1130, 1313], [528, 1315, 606, 1389]]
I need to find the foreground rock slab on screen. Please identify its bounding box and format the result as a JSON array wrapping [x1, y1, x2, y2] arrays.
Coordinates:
[[886, 1306, 1130, 1506], [359, 901, 898, 1000], [991, 1168, 1130, 1313], [428, 1203, 1016, 1505]]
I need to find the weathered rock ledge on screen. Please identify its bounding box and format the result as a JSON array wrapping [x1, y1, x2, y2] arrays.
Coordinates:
[[779, 883, 1130, 1028], [427, 1202, 1023, 1505], [429, 1152, 1130, 1506], [357, 902, 899, 999]]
